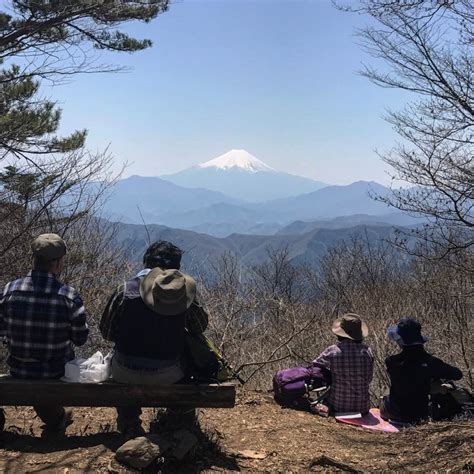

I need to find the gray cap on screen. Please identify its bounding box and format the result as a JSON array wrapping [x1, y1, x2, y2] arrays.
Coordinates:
[[31, 233, 67, 261]]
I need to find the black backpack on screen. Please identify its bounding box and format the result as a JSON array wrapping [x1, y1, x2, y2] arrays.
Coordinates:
[[431, 382, 474, 420]]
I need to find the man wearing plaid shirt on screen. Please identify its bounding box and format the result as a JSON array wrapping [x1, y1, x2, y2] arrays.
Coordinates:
[[314, 314, 373, 414], [0, 233, 89, 434]]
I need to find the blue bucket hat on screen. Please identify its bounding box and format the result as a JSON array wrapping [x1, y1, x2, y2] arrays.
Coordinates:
[[387, 317, 428, 346]]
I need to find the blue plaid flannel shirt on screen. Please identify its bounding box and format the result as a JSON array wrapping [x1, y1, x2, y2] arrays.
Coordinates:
[[0, 271, 89, 378]]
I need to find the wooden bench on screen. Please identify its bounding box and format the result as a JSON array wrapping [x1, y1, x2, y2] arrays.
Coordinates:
[[0, 375, 236, 409]]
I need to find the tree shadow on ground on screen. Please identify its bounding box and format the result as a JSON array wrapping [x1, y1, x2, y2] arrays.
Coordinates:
[[1, 447, 111, 473], [180, 427, 240, 473]]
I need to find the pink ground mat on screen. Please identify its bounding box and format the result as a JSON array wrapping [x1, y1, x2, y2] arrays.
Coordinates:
[[335, 408, 400, 433]]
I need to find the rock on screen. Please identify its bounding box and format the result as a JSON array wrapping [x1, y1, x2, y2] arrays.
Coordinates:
[[115, 435, 170, 469], [171, 429, 199, 461]]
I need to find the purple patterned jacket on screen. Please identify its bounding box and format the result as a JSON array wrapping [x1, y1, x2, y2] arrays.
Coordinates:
[[314, 339, 374, 414]]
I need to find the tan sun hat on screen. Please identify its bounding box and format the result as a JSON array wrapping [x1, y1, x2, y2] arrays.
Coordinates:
[[139, 267, 197, 316], [331, 313, 369, 341], [31, 233, 67, 261]]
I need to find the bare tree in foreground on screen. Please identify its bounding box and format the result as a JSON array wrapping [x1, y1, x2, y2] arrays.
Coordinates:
[[200, 235, 472, 396], [340, 1, 473, 271], [0, 1, 170, 262]]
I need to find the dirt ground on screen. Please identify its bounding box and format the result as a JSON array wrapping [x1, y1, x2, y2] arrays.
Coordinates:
[[0, 390, 472, 473]]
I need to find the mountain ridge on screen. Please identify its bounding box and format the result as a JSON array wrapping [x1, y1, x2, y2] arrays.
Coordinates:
[[156, 181, 396, 235], [161, 149, 327, 201], [111, 219, 408, 275], [102, 175, 402, 235], [101, 175, 240, 225]]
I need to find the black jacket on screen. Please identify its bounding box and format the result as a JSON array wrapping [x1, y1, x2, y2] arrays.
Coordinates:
[[115, 277, 186, 361], [386, 346, 462, 423]]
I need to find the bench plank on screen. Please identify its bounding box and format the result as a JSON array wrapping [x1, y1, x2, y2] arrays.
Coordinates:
[[0, 376, 236, 408]]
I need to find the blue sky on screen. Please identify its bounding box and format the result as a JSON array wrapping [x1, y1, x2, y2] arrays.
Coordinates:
[[50, 0, 408, 185]]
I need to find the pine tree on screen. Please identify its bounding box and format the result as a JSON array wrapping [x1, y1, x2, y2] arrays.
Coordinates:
[[1, 0, 168, 159], [0, 1, 169, 273]]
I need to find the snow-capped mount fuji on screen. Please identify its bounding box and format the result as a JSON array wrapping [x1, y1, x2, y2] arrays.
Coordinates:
[[162, 149, 327, 202], [197, 149, 275, 173]]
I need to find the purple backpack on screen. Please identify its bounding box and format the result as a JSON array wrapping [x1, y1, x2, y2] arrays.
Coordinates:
[[273, 365, 330, 410]]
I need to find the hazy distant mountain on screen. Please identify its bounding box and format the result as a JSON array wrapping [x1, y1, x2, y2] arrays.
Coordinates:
[[101, 175, 238, 224], [187, 221, 283, 238], [276, 213, 423, 236], [259, 181, 393, 220], [178, 212, 419, 238], [162, 149, 327, 201], [112, 220, 406, 276], [158, 202, 279, 238], [152, 181, 395, 236], [101, 174, 398, 236], [158, 202, 261, 229]]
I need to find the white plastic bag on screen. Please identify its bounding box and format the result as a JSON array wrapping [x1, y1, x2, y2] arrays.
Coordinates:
[[62, 351, 112, 383]]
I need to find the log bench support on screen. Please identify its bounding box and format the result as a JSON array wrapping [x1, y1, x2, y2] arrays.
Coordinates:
[[0, 375, 236, 409]]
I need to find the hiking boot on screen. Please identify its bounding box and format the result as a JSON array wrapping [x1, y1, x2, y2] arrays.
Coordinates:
[[152, 408, 198, 432], [41, 409, 73, 438]]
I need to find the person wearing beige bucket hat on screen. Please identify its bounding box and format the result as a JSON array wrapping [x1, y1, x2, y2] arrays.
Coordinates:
[[0, 233, 89, 435], [139, 267, 197, 316], [99, 240, 209, 438], [331, 313, 369, 341], [313, 313, 374, 415]]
